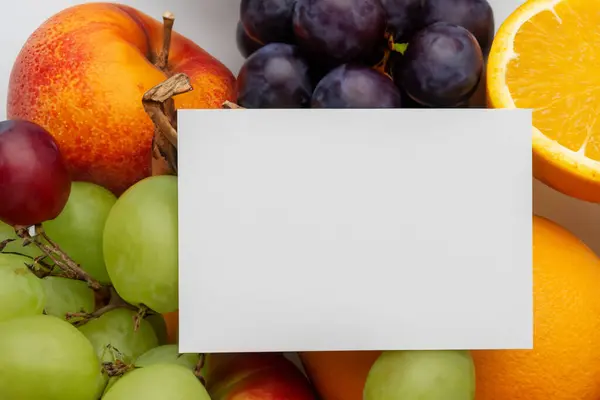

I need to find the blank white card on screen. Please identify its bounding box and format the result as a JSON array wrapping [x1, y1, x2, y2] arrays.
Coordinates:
[[177, 109, 533, 353]]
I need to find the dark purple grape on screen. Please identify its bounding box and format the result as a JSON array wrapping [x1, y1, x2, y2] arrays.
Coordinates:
[[240, 0, 297, 45], [423, 0, 494, 56], [400, 90, 429, 108], [395, 22, 483, 107], [293, 0, 387, 67], [237, 43, 313, 108], [236, 21, 263, 58], [312, 64, 401, 108], [380, 0, 426, 42]]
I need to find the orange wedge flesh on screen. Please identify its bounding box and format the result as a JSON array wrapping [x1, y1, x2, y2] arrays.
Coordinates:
[[487, 0, 600, 202]]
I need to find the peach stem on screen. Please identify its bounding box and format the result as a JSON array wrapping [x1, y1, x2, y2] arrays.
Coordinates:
[[222, 101, 245, 109], [143, 73, 193, 175], [156, 11, 175, 71], [143, 10, 196, 177]]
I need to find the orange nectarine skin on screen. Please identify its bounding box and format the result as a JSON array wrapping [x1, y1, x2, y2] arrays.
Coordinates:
[[206, 353, 316, 400], [7, 3, 236, 195]]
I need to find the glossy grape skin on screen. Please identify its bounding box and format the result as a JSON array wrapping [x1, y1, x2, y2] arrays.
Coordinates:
[[240, 0, 296, 45], [423, 0, 494, 56], [0, 315, 103, 400], [381, 0, 426, 42], [363, 350, 476, 400], [102, 364, 211, 400], [78, 308, 159, 365], [0, 253, 45, 322], [44, 182, 116, 284], [236, 21, 263, 58], [396, 22, 483, 107], [0, 119, 71, 227], [41, 276, 95, 321], [103, 176, 179, 313], [312, 64, 402, 108], [237, 43, 313, 108], [293, 0, 387, 67], [135, 345, 200, 370]]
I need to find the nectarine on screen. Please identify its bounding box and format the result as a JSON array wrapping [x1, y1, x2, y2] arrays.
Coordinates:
[[7, 3, 236, 195], [204, 353, 316, 400]]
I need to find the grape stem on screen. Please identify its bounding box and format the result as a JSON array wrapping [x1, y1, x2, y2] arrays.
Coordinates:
[[101, 345, 136, 377], [385, 32, 408, 55], [27, 254, 55, 278], [0, 246, 55, 278], [103, 359, 135, 378], [0, 238, 15, 251], [66, 287, 137, 326], [13, 225, 102, 290]]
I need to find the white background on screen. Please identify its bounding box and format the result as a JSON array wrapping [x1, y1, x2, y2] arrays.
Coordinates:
[[2, 0, 599, 260]]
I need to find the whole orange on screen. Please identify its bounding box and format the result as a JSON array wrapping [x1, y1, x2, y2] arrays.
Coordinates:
[[162, 310, 179, 344], [299, 351, 380, 400], [472, 216, 600, 399]]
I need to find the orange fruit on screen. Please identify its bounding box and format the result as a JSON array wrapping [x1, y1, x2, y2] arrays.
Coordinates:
[[162, 310, 179, 344], [472, 216, 600, 399], [299, 216, 600, 400], [299, 351, 380, 400], [487, 0, 600, 202]]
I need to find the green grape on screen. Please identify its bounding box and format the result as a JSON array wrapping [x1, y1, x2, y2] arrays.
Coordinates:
[[363, 350, 476, 400], [44, 181, 117, 284], [103, 377, 119, 396], [0, 253, 45, 322], [102, 363, 211, 400], [146, 313, 170, 345], [0, 220, 43, 259], [103, 176, 178, 313], [41, 276, 95, 321], [135, 345, 200, 370], [105, 345, 199, 393], [78, 308, 159, 365], [0, 315, 104, 400]]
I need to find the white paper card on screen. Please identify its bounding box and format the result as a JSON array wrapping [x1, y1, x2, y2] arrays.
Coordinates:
[[177, 109, 533, 353]]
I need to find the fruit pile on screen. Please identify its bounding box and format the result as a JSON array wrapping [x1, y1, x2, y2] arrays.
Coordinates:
[[3, 0, 600, 399], [0, 3, 316, 400], [0, 120, 317, 400], [235, 0, 493, 109]]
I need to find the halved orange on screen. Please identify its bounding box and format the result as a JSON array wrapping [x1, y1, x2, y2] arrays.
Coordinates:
[[487, 0, 600, 202]]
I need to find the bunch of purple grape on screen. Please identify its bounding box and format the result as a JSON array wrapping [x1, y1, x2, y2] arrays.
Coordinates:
[[236, 0, 494, 109]]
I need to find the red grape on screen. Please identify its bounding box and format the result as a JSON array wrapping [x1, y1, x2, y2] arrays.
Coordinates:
[[293, 0, 387, 67], [394, 22, 483, 107], [236, 21, 263, 58], [312, 64, 402, 108], [0, 120, 71, 227]]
